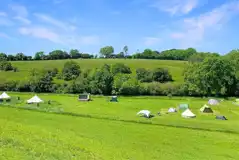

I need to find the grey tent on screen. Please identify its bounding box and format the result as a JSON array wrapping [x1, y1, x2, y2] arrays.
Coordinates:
[[208, 99, 219, 105], [79, 93, 91, 101], [216, 115, 227, 120], [110, 96, 118, 102]]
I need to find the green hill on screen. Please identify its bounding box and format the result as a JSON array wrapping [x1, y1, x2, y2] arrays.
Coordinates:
[[0, 59, 187, 83]]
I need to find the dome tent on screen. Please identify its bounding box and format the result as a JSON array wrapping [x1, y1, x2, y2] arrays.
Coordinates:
[[137, 110, 151, 118], [208, 99, 219, 105], [168, 108, 177, 113]]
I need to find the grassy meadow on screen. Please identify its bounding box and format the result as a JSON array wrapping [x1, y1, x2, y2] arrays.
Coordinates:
[[0, 92, 239, 159], [0, 59, 187, 83]]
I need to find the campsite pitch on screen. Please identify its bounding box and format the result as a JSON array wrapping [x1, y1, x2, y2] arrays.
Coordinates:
[[0, 92, 239, 159]]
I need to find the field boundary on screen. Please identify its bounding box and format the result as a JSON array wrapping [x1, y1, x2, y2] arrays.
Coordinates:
[[1, 104, 238, 135]]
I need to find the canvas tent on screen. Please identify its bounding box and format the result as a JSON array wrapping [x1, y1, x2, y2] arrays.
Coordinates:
[[168, 108, 177, 113], [27, 95, 43, 104], [208, 99, 219, 105], [178, 104, 189, 111], [137, 110, 151, 118], [110, 96, 118, 102], [181, 109, 196, 118], [200, 104, 213, 113], [0, 92, 10, 99], [216, 115, 227, 120], [79, 93, 91, 101]]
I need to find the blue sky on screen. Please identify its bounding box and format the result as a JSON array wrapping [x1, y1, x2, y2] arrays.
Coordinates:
[[0, 0, 239, 55]]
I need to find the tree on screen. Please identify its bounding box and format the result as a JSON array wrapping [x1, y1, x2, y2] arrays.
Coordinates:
[[7, 55, 15, 61], [89, 64, 113, 95], [0, 53, 7, 60], [62, 61, 81, 81], [136, 68, 153, 82], [123, 45, 128, 58], [34, 51, 45, 60], [49, 50, 69, 60], [99, 46, 114, 58], [111, 63, 131, 75], [0, 60, 13, 71], [29, 70, 53, 93], [70, 49, 81, 59], [152, 68, 172, 83], [184, 57, 237, 96], [15, 53, 25, 61]]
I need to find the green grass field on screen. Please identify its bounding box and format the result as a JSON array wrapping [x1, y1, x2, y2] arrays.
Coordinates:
[[0, 59, 187, 83], [0, 92, 239, 159]]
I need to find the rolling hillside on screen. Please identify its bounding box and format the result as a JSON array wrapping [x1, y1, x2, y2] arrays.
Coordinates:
[[0, 59, 187, 83]]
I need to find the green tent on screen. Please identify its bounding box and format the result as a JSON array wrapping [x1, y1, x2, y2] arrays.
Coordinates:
[[200, 104, 213, 113], [110, 96, 118, 102], [178, 104, 189, 111]]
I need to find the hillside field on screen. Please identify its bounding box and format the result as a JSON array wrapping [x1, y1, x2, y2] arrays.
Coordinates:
[[0, 59, 187, 83], [0, 92, 239, 159]]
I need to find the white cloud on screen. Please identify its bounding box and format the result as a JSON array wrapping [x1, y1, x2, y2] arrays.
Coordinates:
[[9, 4, 28, 17], [144, 37, 160, 46], [170, 1, 239, 47], [18, 26, 100, 46], [0, 33, 11, 39], [151, 0, 198, 15], [0, 12, 7, 17], [19, 27, 62, 43], [34, 13, 76, 31], [14, 16, 31, 24]]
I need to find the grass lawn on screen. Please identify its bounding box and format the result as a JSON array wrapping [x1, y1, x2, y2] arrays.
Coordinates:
[[0, 59, 187, 83], [0, 92, 239, 159]]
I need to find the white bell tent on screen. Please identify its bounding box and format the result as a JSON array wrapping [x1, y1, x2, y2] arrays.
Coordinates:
[[27, 95, 43, 104], [137, 110, 151, 118], [0, 92, 11, 99], [181, 109, 196, 118]]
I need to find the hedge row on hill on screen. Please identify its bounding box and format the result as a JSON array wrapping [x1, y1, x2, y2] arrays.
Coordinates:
[[1, 55, 239, 97], [0, 47, 222, 61]]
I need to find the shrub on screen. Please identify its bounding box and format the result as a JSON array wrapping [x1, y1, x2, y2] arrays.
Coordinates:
[[0, 60, 13, 71], [112, 74, 131, 94], [62, 61, 81, 81], [152, 68, 173, 83], [111, 63, 131, 75], [136, 68, 153, 82], [119, 77, 140, 95]]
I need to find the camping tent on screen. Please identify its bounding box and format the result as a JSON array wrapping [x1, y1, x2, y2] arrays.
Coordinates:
[[200, 104, 213, 113], [178, 104, 189, 111], [168, 108, 177, 113], [181, 109, 196, 118], [208, 99, 219, 105], [110, 96, 118, 102], [0, 92, 10, 99], [27, 95, 43, 104], [137, 110, 151, 118], [216, 115, 227, 120], [79, 93, 90, 101]]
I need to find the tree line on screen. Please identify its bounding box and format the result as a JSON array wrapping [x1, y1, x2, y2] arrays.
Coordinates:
[[0, 46, 231, 61], [1, 50, 239, 97]]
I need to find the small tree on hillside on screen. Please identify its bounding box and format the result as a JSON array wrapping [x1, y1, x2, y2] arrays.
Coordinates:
[[62, 61, 81, 81]]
